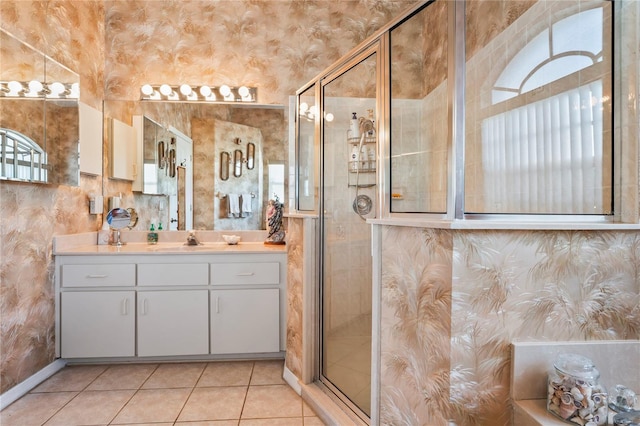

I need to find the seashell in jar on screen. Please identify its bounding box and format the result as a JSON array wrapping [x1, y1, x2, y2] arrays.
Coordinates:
[[592, 394, 605, 405], [561, 393, 574, 405], [572, 387, 585, 401], [572, 417, 586, 426], [579, 407, 592, 418], [559, 402, 576, 419], [580, 385, 592, 400], [585, 422, 597, 426], [595, 406, 607, 424]]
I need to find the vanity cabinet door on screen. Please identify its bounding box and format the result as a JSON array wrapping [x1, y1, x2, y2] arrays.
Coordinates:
[[210, 288, 279, 354], [61, 291, 135, 358], [137, 290, 209, 357]]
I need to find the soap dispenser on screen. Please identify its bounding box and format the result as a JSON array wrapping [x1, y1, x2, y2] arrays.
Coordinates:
[[147, 224, 158, 245]]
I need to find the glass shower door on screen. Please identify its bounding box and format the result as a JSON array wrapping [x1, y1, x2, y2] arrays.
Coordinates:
[[320, 51, 377, 419]]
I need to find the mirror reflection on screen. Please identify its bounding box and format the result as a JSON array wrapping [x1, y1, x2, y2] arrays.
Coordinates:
[[104, 100, 285, 231], [0, 29, 80, 186]]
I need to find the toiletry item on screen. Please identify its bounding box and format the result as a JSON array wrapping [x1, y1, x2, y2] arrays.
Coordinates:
[[158, 222, 163, 231], [367, 143, 376, 170], [348, 112, 360, 139], [360, 145, 369, 170], [98, 220, 110, 245], [147, 224, 158, 245], [350, 145, 360, 172]]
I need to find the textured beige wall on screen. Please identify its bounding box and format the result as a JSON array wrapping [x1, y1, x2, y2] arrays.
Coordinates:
[[0, 0, 104, 394], [380, 228, 640, 426], [0, 0, 418, 395]]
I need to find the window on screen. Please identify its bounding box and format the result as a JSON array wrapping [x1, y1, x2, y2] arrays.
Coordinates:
[[465, 1, 613, 216], [0, 128, 47, 182]]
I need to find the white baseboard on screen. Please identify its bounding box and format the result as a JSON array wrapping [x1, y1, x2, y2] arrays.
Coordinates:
[[0, 359, 67, 410], [283, 365, 302, 395]]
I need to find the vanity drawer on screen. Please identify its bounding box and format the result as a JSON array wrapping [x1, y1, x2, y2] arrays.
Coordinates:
[[61, 264, 136, 287], [137, 263, 209, 286], [211, 262, 280, 285]]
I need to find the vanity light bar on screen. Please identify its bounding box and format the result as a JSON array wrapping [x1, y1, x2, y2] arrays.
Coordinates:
[[140, 84, 257, 103], [0, 81, 79, 99]]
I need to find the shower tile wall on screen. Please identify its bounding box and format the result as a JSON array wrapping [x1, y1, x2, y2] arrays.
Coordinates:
[[324, 98, 375, 331], [391, 85, 448, 213]]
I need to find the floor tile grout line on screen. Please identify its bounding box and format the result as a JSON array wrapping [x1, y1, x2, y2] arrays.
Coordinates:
[[106, 363, 159, 425], [170, 361, 210, 424], [33, 364, 109, 426], [238, 360, 256, 420]]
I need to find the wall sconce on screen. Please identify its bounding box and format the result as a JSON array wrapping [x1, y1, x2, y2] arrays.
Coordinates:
[[0, 80, 79, 99], [140, 84, 257, 103]]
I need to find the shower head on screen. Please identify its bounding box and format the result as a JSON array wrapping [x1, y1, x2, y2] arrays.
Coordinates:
[[359, 118, 374, 134]]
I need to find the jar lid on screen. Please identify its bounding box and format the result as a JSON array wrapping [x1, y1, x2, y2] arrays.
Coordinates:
[[554, 353, 600, 379], [613, 411, 640, 426]]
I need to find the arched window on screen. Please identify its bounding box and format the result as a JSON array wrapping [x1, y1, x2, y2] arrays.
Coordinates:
[[0, 128, 47, 182], [467, 3, 612, 215]]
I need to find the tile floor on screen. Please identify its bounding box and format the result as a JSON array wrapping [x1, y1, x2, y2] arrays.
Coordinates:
[[1, 359, 325, 426]]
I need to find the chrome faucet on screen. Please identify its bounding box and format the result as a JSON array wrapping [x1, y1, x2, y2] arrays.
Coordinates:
[[186, 230, 201, 246]]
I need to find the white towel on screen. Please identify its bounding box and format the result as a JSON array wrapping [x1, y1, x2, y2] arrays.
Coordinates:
[[241, 193, 252, 216], [228, 193, 240, 217]]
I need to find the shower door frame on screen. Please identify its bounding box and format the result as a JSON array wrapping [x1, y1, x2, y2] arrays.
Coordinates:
[[316, 39, 386, 424]]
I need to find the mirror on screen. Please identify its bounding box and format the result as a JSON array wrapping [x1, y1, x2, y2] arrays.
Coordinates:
[[233, 149, 243, 178], [0, 28, 80, 186], [104, 100, 285, 230], [168, 147, 176, 178], [246, 142, 255, 170], [220, 151, 230, 181]]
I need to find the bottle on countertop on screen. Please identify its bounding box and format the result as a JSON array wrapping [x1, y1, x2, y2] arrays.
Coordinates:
[[98, 220, 110, 245], [158, 222, 163, 231], [147, 223, 158, 245]]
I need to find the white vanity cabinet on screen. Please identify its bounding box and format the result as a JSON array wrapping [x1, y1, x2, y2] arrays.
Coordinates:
[[61, 291, 135, 358], [55, 249, 287, 361], [211, 288, 280, 354], [138, 290, 209, 356]]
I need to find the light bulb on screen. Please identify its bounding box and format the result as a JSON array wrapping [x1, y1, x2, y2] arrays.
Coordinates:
[[8, 81, 23, 94], [159, 84, 172, 96], [70, 82, 80, 98], [299, 102, 309, 114], [199, 85, 212, 97], [325, 112, 334, 122], [28, 80, 43, 93], [141, 84, 154, 96], [179, 84, 192, 96], [309, 105, 318, 116], [49, 82, 65, 96], [219, 85, 231, 97], [238, 86, 250, 98]]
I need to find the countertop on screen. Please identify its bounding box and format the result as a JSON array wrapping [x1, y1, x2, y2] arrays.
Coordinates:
[[52, 232, 287, 255], [54, 242, 287, 255]]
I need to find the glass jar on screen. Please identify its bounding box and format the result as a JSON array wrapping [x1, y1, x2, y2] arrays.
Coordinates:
[[547, 353, 608, 425], [613, 411, 640, 426]]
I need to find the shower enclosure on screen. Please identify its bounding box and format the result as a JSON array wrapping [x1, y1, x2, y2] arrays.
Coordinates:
[[297, 41, 381, 421]]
